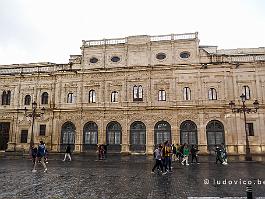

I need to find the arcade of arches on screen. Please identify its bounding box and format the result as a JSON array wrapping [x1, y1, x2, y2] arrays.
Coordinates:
[[59, 120, 224, 154]]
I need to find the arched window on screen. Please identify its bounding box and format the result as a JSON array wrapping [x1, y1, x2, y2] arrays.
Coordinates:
[[183, 87, 191, 101], [89, 90, 96, 103], [2, 90, 11, 105], [111, 91, 118, 102], [60, 121, 76, 151], [208, 88, 217, 100], [180, 120, 198, 145], [242, 86, 250, 100], [106, 121, 122, 152], [206, 120, 225, 150], [158, 90, 166, 101], [154, 121, 171, 145], [67, 93, 74, 103], [24, 95, 31, 105], [83, 122, 98, 151], [41, 92, 49, 104], [130, 121, 146, 152], [133, 85, 143, 101]]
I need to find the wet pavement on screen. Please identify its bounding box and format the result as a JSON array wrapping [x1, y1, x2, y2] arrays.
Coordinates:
[[0, 155, 265, 199]]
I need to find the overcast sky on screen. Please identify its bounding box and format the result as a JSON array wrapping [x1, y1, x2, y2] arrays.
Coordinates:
[[0, 0, 264, 65]]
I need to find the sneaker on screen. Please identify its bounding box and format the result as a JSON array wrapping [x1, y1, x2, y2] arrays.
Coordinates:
[[32, 169, 37, 173], [181, 162, 184, 165], [162, 172, 167, 175], [186, 164, 189, 166], [151, 171, 155, 174], [197, 162, 200, 164], [44, 168, 48, 173]]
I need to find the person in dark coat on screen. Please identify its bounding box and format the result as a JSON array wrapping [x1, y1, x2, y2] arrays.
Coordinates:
[[63, 144, 72, 161], [190, 145, 200, 164]]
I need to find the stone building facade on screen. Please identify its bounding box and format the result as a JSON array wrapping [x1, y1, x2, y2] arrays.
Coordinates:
[[0, 32, 265, 155]]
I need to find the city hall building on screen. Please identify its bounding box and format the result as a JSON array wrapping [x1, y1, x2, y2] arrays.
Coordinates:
[[0, 32, 265, 155]]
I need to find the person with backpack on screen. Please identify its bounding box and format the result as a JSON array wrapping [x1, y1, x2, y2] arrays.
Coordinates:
[[32, 141, 47, 173]]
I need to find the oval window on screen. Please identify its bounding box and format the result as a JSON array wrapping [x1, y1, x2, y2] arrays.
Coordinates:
[[90, 57, 98, 63], [180, 52, 190, 59], [111, 56, 121, 62], [156, 53, 166, 60]]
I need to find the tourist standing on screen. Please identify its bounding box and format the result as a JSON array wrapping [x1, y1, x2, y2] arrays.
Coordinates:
[[190, 145, 200, 164], [63, 144, 72, 161], [32, 141, 47, 173]]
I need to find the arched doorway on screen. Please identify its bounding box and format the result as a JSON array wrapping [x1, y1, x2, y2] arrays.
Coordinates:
[[130, 121, 146, 153], [60, 122, 75, 152], [106, 121, 122, 152], [0, 122, 10, 151], [154, 121, 171, 145], [83, 122, 98, 152], [206, 120, 225, 150], [180, 120, 198, 145]]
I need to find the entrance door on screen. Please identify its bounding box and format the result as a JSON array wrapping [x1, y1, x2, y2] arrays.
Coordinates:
[[130, 121, 146, 152], [206, 120, 225, 150], [60, 122, 76, 152], [180, 120, 198, 145], [0, 122, 10, 151]]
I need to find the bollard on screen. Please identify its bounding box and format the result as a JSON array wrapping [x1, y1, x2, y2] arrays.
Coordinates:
[[246, 185, 253, 199]]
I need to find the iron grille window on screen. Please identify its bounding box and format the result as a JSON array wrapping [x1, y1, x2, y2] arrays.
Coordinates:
[[133, 85, 143, 101], [2, 90, 11, 105], [89, 90, 96, 103], [21, 130, 28, 143], [83, 122, 98, 144], [246, 123, 254, 136], [242, 86, 251, 100], [208, 88, 217, 100], [41, 92, 49, 104], [40, 124, 46, 136], [183, 87, 191, 100], [158, 90, 166, 101], [24, 95, 31, 105]]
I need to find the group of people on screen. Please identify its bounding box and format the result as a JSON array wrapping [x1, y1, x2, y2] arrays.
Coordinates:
[[31, 141, 48, 173], [152, 141, 228, 174]]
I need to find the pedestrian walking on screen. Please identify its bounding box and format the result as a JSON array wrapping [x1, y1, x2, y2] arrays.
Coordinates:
[[98, 145, 105, 160], [151, 145, 164, 174], [63, 144, 72, 161], [221, 143, 228, 164], [171, 144, 177, 162], [32, 141, 47, 173], [31, 146, 37, 167], [215, 145, 226, 165], [181, 144, 190, 166], [190, 145, 200, 164]]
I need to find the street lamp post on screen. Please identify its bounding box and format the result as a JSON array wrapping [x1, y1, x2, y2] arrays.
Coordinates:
[[24, 101, 45, 148], [229, 94, 259, 161]]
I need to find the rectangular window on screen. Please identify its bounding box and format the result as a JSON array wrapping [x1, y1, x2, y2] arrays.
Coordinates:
[[246, 123, 254, 136], [21, 130, 28, 143], [40, 124, 46, 136]]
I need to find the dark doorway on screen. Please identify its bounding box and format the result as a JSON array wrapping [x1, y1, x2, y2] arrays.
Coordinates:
[[130, 121, 146, 153], [60, 122, 75, 152], [206, 120, 225, 150], [106, 121, 122, 152], [180, 120, 198, 145], [0, 122, 10, 151]]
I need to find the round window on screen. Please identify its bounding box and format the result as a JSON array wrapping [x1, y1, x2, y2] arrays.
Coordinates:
[[90, 57, 98, 63], [111, 56, 121, 62], [156, 53, 166, 60], [180, 52, 190, 59]]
